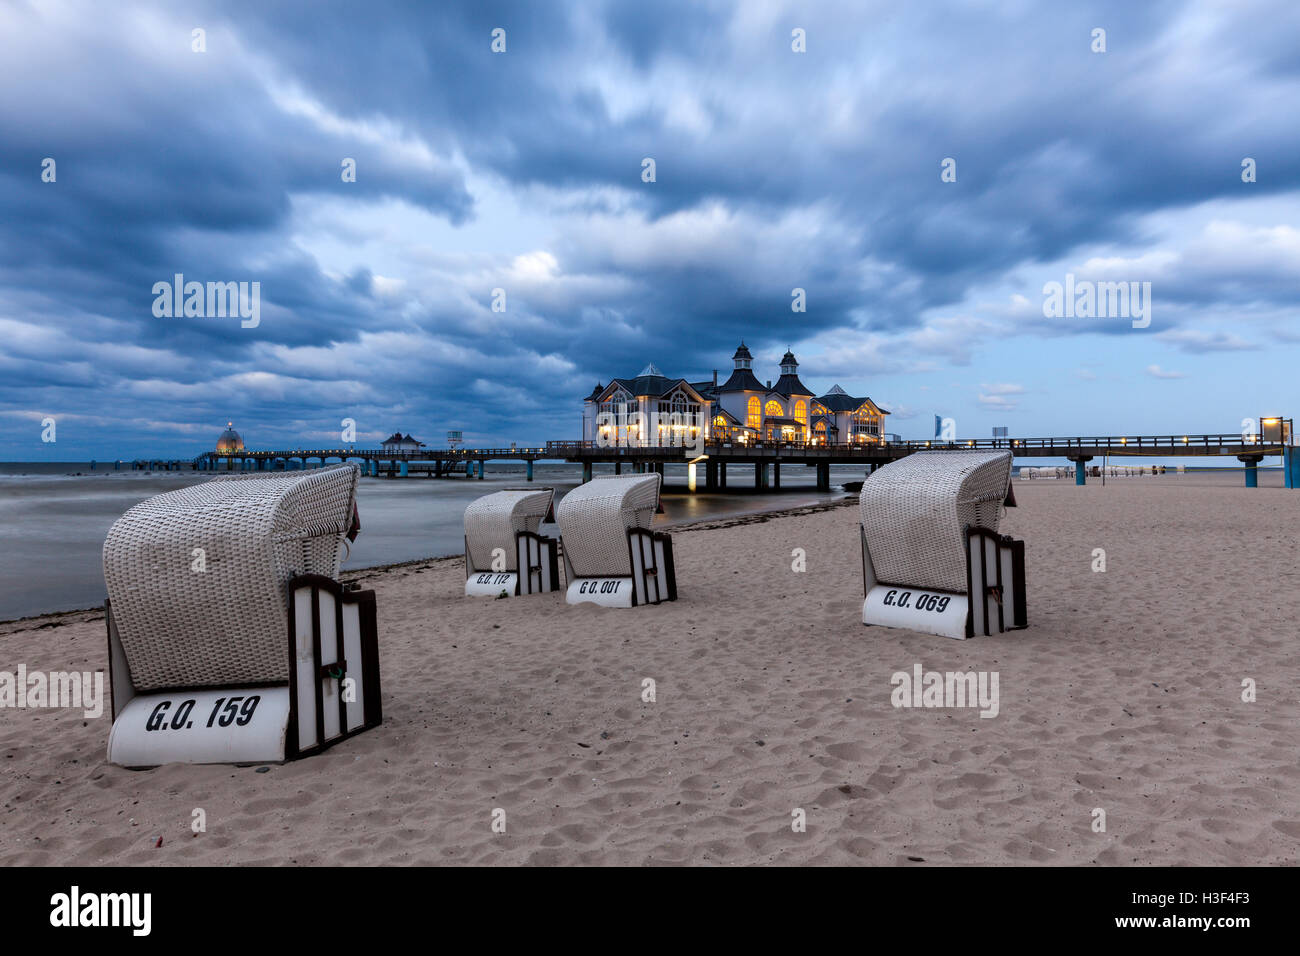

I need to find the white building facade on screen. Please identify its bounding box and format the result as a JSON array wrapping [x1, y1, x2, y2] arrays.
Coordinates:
[[582, 345, 888, 447]]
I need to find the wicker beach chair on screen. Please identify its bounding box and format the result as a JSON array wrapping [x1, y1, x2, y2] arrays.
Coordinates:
[[858, 451, 1025, 639], [555, 474, 676, 606], [463, 488, 559, 596], [102, 464, 381, 766]]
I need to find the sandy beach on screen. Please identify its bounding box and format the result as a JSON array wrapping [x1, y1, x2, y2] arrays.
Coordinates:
[[2, 473, 1297, 866]]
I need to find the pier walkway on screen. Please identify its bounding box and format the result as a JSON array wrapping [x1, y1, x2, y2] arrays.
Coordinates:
[[174, 426, 1298, 490]]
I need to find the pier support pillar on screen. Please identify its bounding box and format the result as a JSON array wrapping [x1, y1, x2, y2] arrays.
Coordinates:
[[1069, 455, 1093, 485], [1285, 446, 1300, 489], [526, 460, 534, 482], [816, 462, 830, 491], [399, 460, 409, 478], [754, 462, 766, 489], [582, 462, 593, 483], [614, 461, 621, 475], [719, 462, 726, 488], [478, 460, 485, 479], [773, 461, 781, 489], [1239, 455, 1262, 487], [706, 460, 717, 490]]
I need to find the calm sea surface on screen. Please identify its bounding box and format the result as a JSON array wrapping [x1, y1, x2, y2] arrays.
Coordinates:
[[0, 461, 867, 620]]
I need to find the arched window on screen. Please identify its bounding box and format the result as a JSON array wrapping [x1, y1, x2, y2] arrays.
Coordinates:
[[714, 415, 726, 428], [794, 400, 807, 425], [746, 396, 760, 428], [765, 400, 783, 418]]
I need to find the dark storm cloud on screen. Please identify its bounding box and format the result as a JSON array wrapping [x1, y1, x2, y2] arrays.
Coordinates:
[[1, 0, 1298, 456]]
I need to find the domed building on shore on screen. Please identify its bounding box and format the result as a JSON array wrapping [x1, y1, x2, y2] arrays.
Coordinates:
[[216, 422, 245, 453]]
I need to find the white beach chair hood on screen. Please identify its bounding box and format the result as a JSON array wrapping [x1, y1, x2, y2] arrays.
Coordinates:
[[463, 488, 554, 573], [556, 473, 661, 577], [102, 464, 359, 691], [859, 450, 1012, 594]]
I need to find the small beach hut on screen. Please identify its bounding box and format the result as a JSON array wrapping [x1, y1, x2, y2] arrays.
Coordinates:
[[555, 473, 676, 607]]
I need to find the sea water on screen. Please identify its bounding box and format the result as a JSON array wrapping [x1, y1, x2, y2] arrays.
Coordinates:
[[0, 461, 865, 620]]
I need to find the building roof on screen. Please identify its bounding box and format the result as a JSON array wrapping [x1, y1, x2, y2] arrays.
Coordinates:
[[815, 390, 890, 414], [814, 393, 862, 412], [613, 374, 674, 397], [585, 382, 604, 401], [732, 342, 753, 362], [717, 367, 767, 392], [600, 375, 707, 402], [772, 372, 814, 398]]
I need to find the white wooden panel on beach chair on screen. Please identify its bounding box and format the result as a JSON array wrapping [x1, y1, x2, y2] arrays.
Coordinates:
[[628, 531, 672, 605], [464, 570, 518, 597], [106, 686, 291, 767], [293, 584, 349, 749], [293, 586, 319, 750], [566, 576, 635, 607], [342, 599, 366, 730], [517, 533, 556, 594], [863, 586, 970, 640]]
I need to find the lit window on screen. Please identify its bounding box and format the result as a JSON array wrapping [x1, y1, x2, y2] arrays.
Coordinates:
[[765, 400, 783, 418], [747, 396, 760, 428], [794, 400, 807, 425]]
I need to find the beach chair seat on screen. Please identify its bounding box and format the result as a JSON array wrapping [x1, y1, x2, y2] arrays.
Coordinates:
[[555, 474, 676, 607], [101, 464, 381, 766], [859, 450, 1026, 639], [463, 488, 559, 597]]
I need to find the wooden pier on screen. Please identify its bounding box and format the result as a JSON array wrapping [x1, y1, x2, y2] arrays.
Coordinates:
[[185, 424, 1298, 490]]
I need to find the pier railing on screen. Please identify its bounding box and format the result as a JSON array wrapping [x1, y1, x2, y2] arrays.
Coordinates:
[[546, 433, 1289, 456]]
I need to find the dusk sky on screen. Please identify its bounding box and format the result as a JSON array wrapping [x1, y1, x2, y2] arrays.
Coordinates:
[[3, 0, 1298, 459]]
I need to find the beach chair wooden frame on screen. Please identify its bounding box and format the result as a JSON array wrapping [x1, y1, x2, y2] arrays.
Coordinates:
[[102, 464, 383, 766], [463, 488, 559, 597], [557, 474, 677, 607], [859, 450, 1027, 640]]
